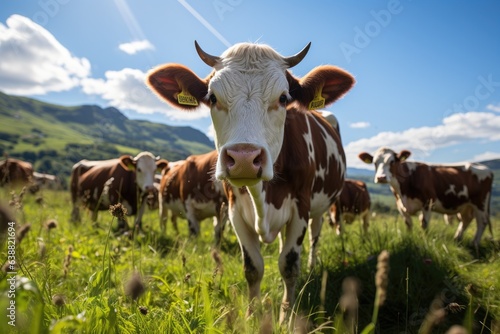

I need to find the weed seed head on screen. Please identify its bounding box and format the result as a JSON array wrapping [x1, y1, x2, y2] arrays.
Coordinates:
[[45, 219, 58, 229], [52, 294, 66, 307], [125, 271, 146, 300], [109, 203, 127, 220], [16, 223, 31, 243], [375, 250, 390, 306]]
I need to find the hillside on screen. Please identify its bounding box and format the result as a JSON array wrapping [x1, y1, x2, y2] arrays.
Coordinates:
[[0, 91, 214, 179]]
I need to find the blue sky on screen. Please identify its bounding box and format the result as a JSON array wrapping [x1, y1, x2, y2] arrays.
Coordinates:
[[1, 0, 500, 169]]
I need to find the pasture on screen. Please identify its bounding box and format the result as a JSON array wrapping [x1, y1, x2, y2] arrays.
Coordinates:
[[1, 187, 499, 333]]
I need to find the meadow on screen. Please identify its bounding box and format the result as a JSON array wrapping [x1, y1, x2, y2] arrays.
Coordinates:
[[0, 187, 499, 334]]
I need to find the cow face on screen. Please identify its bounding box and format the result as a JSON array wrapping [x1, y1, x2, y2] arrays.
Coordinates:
[[119, 152, 168, 192], [359, 147, 411, 184], [147, 41, 354, 188]]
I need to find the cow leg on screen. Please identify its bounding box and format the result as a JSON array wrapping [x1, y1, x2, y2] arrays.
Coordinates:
[[279, 217, 308, 324], [134, 198, 147, 231], [307, 216, 323, 270], [419, 209, 431, 230], [231, 210, 263, 317], [453, 208, 474, 243], [185, 201, 200, 236], [472, 211, 489, 253], [362, 210, 370, 233], [159, 200, 168, 235], [171, 212, 179, 234], [70, 206, 81, 223]]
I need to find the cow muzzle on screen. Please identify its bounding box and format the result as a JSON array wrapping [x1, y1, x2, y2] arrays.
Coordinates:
[[220, 143, 268, 186]]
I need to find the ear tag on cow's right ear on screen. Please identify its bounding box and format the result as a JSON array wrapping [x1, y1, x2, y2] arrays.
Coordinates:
[[308, 90, 325, 110], [177, 90, 199, 106]]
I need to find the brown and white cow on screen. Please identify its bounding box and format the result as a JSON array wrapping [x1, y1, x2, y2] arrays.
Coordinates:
[[147, 41, 354, 322], [329, 179, 371, 235], [0, 158, 33, 187], [358, 147, 493, 250], [70, 152, 168, 229], [32, 172, 62, 190], [158, 150, 228, 245]]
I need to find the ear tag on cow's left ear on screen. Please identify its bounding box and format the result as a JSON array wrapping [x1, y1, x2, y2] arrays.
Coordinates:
[[177, 90, 199, 106], [308, 90, 325, 110]]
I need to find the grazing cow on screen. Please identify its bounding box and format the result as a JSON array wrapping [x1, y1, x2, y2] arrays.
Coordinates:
[[147, 41, 354, 322], [32, 172, 62, 190], [70, 152, 168, 229], [329, 179, 371, 235], [158, 150, 228, 245], [358, 147, 493, 250], [0, 158, 33, 187]]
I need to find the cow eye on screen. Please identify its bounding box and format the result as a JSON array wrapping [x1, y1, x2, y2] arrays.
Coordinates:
[[279, 94, 288, 105], [209, 94, 217, 104]]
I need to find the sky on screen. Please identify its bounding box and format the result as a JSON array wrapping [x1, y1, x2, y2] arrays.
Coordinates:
[[1, 0, 500, 169]]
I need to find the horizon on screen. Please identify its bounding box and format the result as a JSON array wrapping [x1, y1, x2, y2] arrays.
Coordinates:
[[1, 1, 500, 169]]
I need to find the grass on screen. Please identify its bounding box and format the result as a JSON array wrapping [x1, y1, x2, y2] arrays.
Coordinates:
[[0, 187, 499, 333]]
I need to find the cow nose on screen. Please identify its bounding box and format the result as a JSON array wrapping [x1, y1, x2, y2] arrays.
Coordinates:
[[375, 175, 387, 183], [222, 144, 265, 179], [144, 184, 155, 192]]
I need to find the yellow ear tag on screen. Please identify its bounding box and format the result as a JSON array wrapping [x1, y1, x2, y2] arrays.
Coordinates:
[[308, 90, 325, 110], [177, 90, 199, 106]]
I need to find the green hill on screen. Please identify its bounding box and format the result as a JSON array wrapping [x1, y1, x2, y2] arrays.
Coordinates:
[[0, 91, 213, 179]]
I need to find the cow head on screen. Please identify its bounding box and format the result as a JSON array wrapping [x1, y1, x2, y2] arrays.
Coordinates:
[[147, 41, 354, 187], [358, 147, 411, 183], [119, 152, 169, 192]]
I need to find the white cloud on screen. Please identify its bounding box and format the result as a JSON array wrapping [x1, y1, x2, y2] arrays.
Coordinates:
[[0, 15, 90, 95], [81, 68, 210, 120], [350, 121, 370, 129], [345, 111, 500, 169], [486, 103, 500, 113], [472, 151, 500, 162], [118, 39, 155, 55]]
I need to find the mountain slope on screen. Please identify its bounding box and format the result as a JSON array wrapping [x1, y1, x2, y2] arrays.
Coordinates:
[[0, 91, 213, 178]]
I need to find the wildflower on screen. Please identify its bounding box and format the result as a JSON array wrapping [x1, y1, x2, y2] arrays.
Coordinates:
[[109, 203, 127, 220], [45, 219, 58, 230], [52, 294, 66, 307], [125, 271, 146, 300], [16, 223, 31, 244]]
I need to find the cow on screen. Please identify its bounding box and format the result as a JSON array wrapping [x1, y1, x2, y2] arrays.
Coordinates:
[[70, 152, 168, 230], [0, 157, 33, 187], [158, 150, 228, 245], [32, 172, 62, 190], [147, 41, 354, 322], [358, 147, 493, 251], [329, 179, 371, 235]]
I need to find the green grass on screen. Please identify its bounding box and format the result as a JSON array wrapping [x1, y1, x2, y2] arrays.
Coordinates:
[[0, 188, 499, 333]]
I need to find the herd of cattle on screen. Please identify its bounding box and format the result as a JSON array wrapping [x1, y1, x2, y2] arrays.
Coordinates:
[[0, 41, 495, 322]]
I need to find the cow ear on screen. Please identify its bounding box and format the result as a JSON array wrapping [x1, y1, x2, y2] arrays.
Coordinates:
[[288, 65, 355, 110], [156, 159, 169, 172], [358, 152, 374, 164], [398, 150, 411, 161], [119, 155, 135, 171], [147, 64, 209, 110]]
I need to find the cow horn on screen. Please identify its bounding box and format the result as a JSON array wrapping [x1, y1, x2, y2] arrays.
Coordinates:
[[195, 41, 221, 67], [283, 42, 311, 68]]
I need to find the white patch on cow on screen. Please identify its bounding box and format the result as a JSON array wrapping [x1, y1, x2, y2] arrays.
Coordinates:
[[397, 195, 423, 215], [133, 152, 158, 192], [468, 163, 493, 182], [208, 43, 290, 182], [310, 191, 335, 218]]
